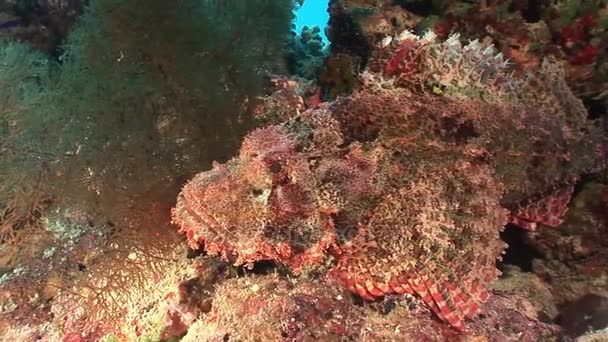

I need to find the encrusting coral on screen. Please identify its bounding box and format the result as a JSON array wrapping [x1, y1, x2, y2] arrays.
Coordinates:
[[179, 273, 560, 341], [172, 30, 605, 332]]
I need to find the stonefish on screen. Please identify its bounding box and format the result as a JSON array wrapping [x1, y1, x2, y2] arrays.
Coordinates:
[[172, 32, 605, 330]]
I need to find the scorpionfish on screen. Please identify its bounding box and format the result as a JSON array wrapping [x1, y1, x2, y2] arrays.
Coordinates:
[[172, 31, 605, 330]]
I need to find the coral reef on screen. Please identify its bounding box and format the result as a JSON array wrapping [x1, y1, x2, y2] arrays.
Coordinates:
[[1, 0, 607, 340], [1, 0, 296, 339], [178, 273, 559, 341], [559, 293, 608, 341], [492, 265, 559, 321], [518, 179, 608, 309], [173, 29, 605, 332], [183, 274, 372, 341], [326, 0, 608, 113], [327, 0, 423, 67], [252, 76, 306, 127], [318, 53, 360, 98]]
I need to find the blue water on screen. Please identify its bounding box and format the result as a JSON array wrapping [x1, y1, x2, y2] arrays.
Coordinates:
[[294, 0, 329, 43]]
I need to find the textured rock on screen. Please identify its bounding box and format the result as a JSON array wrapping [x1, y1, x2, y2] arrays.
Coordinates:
[[179, 274, 559, 341], [559, 294, 608, 341]]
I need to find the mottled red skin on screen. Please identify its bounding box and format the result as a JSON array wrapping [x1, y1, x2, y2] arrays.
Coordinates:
[[172, 110, 564, 331], [509, 184, 575, 231], [384, 38, 420, 76], [172, 124, 338, 273], [172, 33, 603, 331]]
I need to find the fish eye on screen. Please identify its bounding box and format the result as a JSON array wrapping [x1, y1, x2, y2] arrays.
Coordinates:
[[251, 188, 264, 197], [269, 161, 282, 174]]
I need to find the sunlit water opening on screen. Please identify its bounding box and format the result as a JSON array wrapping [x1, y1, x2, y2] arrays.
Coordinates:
[[294, 0, 330, 43]]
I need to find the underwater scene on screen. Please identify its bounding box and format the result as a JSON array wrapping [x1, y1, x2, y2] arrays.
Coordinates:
[[1, 0, 607, 341]]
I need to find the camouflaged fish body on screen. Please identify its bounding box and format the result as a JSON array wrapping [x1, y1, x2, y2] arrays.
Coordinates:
[[172, 32, 604, 330]]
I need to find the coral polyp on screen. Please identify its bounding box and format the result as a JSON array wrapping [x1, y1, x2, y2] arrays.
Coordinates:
[[173, 30, 604, 330]]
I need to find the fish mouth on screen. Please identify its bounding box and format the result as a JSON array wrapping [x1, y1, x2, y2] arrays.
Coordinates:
[[175, 188, 233, 239], [173, 193, 208, 246], [173, 166, 237, 249], [179, 194, 211, 231]]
